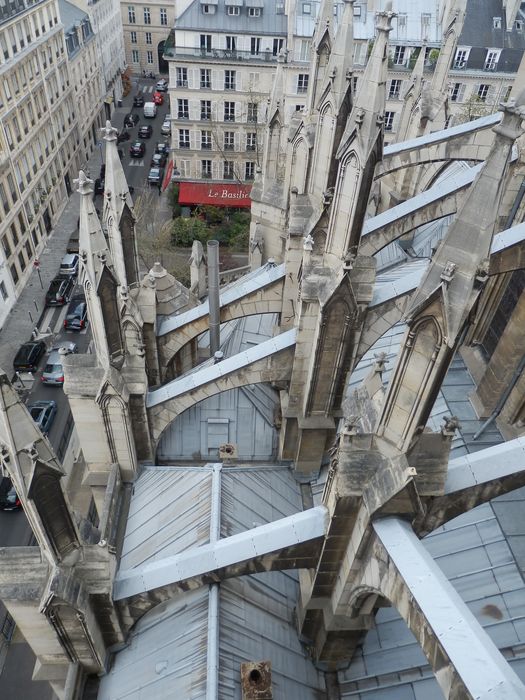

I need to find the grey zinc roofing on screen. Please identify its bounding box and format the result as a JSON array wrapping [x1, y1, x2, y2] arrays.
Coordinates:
[[458, 0, 525, 51], [58, 0, 88, 30], [175, 0, 288, 34], [101, 465, 327, 699]]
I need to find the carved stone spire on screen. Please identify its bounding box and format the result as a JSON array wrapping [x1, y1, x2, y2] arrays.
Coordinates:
[[322, 0, 354, 117], [101, 121, 139, 288], [305, 0, 335, 115], [76, 170, 123, 368], [396, 41, 427, 141]]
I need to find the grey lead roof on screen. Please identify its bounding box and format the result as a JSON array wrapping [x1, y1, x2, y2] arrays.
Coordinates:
[[175, 0, 288, 35]]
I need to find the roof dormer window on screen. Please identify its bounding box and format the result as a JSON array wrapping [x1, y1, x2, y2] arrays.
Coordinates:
[[493, 17, 502, 29]]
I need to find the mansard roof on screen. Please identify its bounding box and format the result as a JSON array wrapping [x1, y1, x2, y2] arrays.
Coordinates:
[[175, 0, 287, 35]]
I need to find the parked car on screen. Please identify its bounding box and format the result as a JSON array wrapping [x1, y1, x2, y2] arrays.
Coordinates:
[[42, 350, 66, 385], [27, 400, 57, 435], [153, 91, 164, 106], [154, 141, 170, 156], [13, 340, 46, 373], [45, 276, 75, 306], [0, 477, 21, 511], [161, 118, 171, 136], [143, 102, 157, 118], [64, 296, 88, 331], [148, 167, 164, 186], [151, 152, 167, 168], [50, 340, 78, 354], [94, 178, 104, 195], [124, 113, 139, 128], [133, 94, 145, 107], [130, 141, 146, 158], [59, 253, 79, 278], [139, 124, 153, 139], [156, 78, 168, 92]]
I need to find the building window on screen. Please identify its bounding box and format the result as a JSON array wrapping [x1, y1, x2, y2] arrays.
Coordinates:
[[246, 132, 256, 151], [247, 102, 257, 123], [130, 31, 137, 43], [273, 38, 284, 56], [393, 45, 406, 65], [200, 68, 211, 88], [2, 236, 11, 257], [297, 74, 309, 94], [449, 82, 465, 102], [300, 39, 310, 61], [0, 282, 8, 301], [302, 3, 311, 14], [223, 161, 234, 179], [493, 17, 501, 29], [202, 159, 212, 178], [226, 36, 236, 52], [178, 99, 189, 119], [145, 32, 152, 45], [454, 48, 468, 68], [200, 34, 212, 54], [421, 13, 431, 31], [224, 101, 235, 122], [248, 7, 261, 16], [516, 20, 523, 31], [245, 162, 255, 180], [276, 0, 284, 13], [388, 79, 401, 99], [160, 7, 167, 25], [131, 49, 139, 63], [128, 6, 135, 23], [224, 70, 236, 90], [144, 7, 151, 23], [251, 37, 261, 56], [201, 130, 212, 149], [201, 100, 211, 120], [227, 6, 240, 15], [179, 129, 190, 148], [177, 67, 188, 87], [477, 84, 490, 101], [224, 131, 234, 150], [384, 111, 394, 131], [484, 50, 500, 71], [10, 264, 19, 285], [147, 51, 153, 64]]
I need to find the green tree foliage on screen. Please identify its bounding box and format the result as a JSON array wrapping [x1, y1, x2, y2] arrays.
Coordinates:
[[170, 216, 209, 247]]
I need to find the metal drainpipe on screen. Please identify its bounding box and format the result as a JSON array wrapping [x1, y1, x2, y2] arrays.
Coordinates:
[[206, 463, 222, 700], [207, 240, 221, 357], [473, 353, 525, 440]]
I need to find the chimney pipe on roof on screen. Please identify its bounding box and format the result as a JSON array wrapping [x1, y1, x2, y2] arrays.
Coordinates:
[[207, 240, 220, 356]]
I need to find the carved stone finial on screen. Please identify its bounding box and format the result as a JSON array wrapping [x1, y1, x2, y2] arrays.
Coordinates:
[[475, 259, 490, 287], [343, 414, 359, 435], [373, 352, 388, 374], [303, 233, 314, 252], [440, 260, 457, 284], [74, 170, 94, 196], [101, 120, 118, 141], [441, 415, 461, 437], [343, 250, 356, 270], [355, 107, 365, 128]]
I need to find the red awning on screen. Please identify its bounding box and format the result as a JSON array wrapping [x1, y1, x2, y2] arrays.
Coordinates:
[[178, 182, 252, 208]]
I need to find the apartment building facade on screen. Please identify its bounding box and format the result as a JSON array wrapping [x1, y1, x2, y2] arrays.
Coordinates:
[[121, 0, 174, 76], [0, 0, 105, 328]]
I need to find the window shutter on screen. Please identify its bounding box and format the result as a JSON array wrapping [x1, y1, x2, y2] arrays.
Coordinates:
[[457, 83, 466, 102], [234, 131, 241, 152], [190, 99, 199, 120], [211, 70, 219, 90], [487, 84, 496, 103]]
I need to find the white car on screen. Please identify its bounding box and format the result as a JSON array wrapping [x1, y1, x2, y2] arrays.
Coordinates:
[[156, 78, 168, 92], [161, 117, 171, 135]]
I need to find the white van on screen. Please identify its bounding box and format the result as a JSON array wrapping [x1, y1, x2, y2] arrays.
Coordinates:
[[143, 102, 157, 118]]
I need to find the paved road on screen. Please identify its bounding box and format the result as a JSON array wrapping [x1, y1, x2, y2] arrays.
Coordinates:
[[0, 79, 171, 699]]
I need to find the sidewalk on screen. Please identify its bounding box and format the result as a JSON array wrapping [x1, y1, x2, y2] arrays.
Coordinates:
[[0, 145, 106, 373]]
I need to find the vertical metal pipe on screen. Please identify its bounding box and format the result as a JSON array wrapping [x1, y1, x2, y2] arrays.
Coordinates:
[[206, 463, 222, 700], [207, 240, 220, 356]]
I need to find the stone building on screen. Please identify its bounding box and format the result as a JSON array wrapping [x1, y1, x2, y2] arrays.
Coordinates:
[[2, 0, 525, 698], [120, 0, 174, 76], [0, 0, 108, 329]]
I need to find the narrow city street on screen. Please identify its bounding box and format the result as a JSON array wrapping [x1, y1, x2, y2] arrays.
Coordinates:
[[0, 77, 172, 699]]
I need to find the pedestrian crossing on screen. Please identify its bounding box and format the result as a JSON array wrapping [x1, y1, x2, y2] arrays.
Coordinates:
[[128, 160, 145, 167], [141, 86, 154, 94]]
